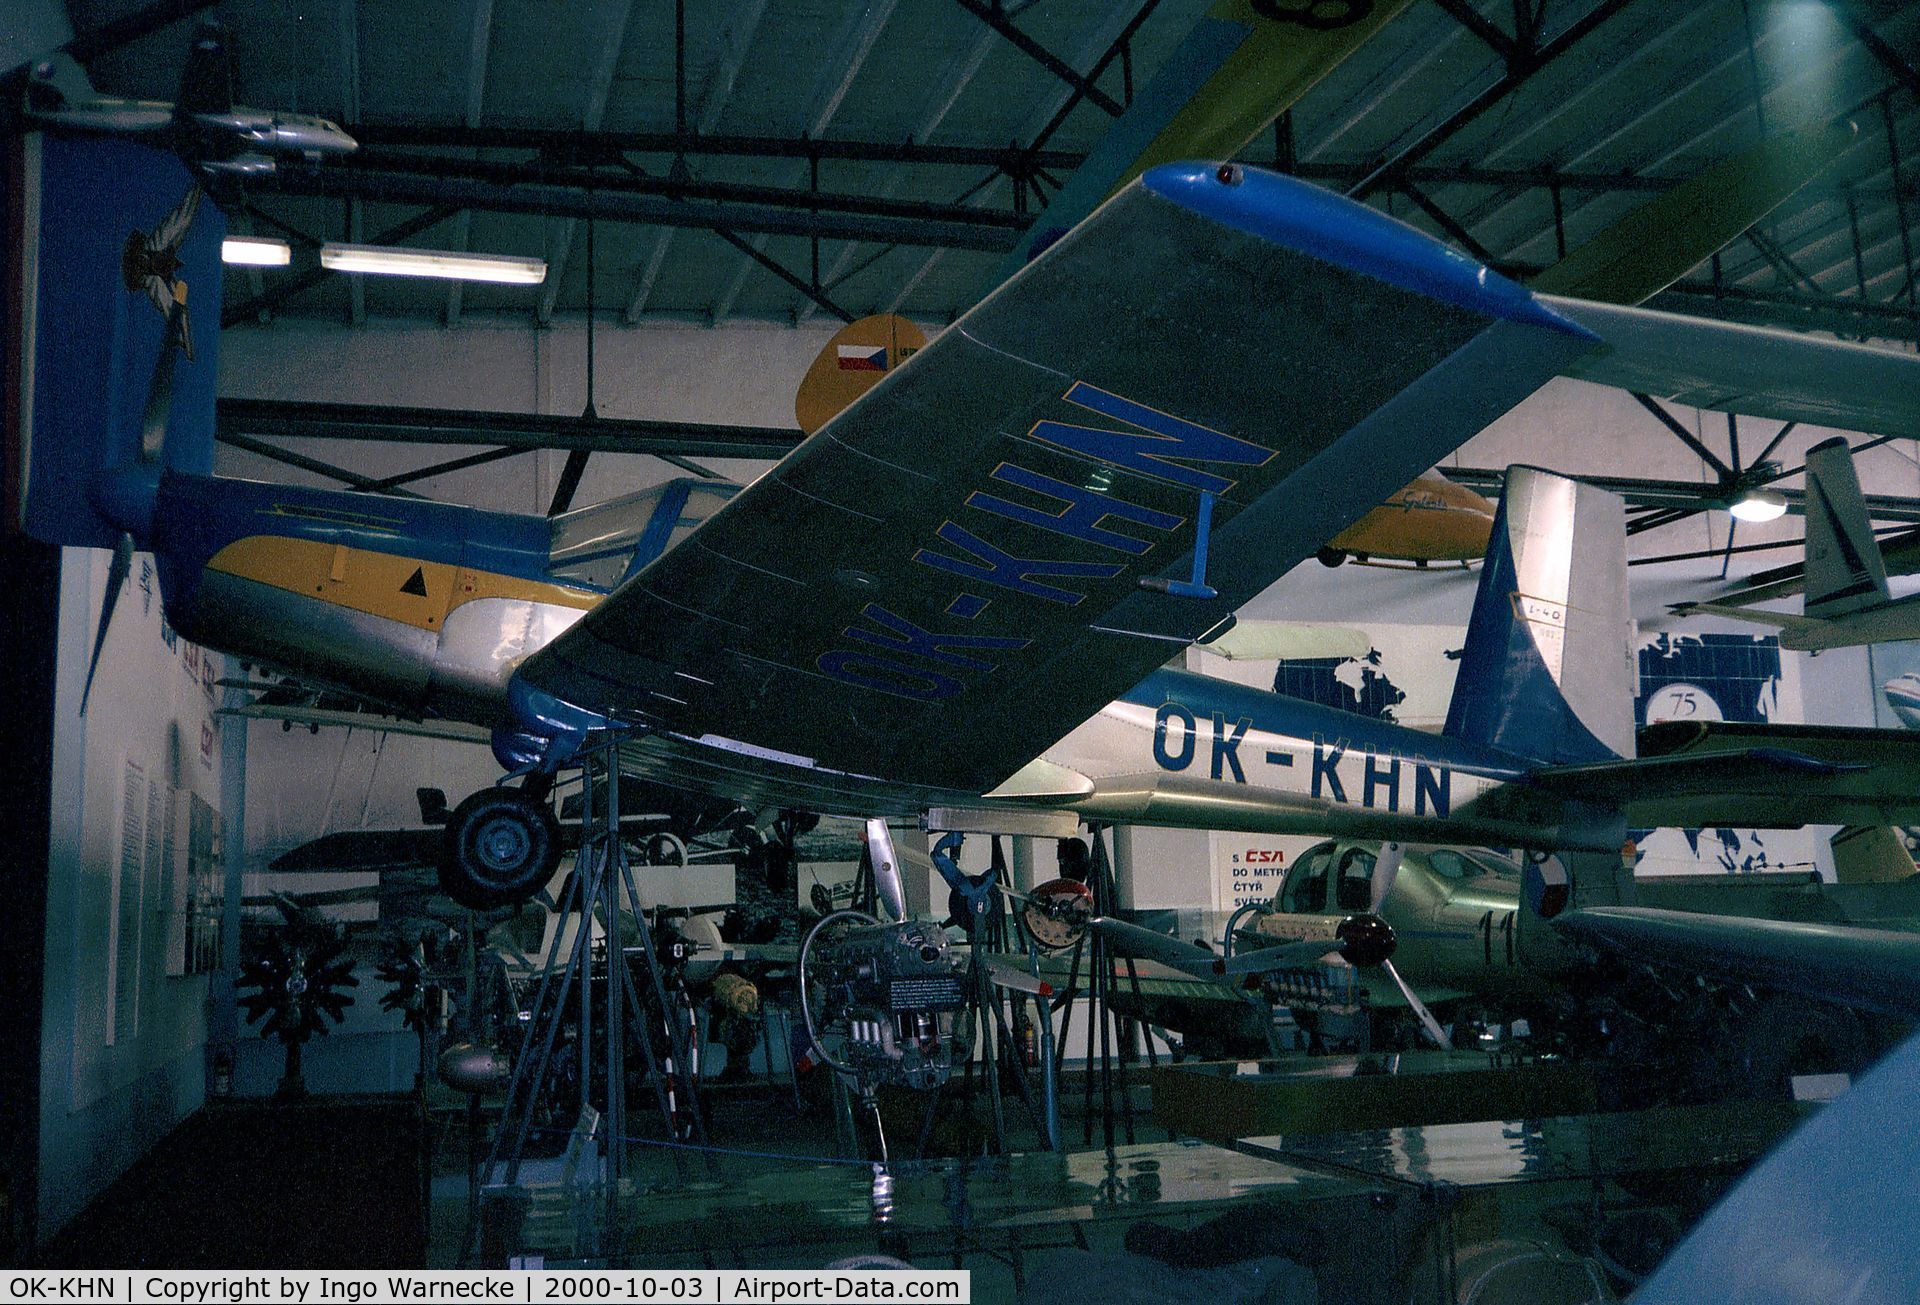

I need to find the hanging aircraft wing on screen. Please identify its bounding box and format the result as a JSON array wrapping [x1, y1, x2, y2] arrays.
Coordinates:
[[1544, 294, 1920, 440], [513, 163, 1601, 797], [994, 0, 1416, 277], [1556, 907, 1920, 1020], [1521, 720, 1920, 829], [1527, 118, 1855, 306], [1707, 526, 1920, 608]]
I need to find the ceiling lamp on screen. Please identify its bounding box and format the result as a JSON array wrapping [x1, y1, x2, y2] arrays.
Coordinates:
[[1728, 488, 1789, 523], [318, 242, 546, 284], [221, 236, 291, 266]]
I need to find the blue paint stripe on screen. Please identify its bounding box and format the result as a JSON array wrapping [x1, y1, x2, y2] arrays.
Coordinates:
[[1140, 163, 1597, 338]]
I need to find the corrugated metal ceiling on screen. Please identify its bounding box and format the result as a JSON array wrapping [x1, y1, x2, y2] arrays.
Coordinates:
[[58, 0, 1920, 341]]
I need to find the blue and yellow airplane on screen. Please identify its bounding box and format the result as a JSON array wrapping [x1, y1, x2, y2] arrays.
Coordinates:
[[16, 8, 1920, 911]]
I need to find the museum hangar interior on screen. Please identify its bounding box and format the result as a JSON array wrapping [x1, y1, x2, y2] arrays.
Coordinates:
[[4, 0, 1920, 1296]]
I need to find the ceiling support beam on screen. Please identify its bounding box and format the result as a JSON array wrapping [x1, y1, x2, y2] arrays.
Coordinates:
[[795, 18, 999, 325], [343, 124, 1087, 173], [216, 399, 805, 459], [537, 0, 637, 327], [1347, 0, 1636, 202], [446, 0, 495, 327], [710, 0, 898, 326], [949, 0, 1124, 117], [624, 0, 769, 323], [1018, 0, 1162, 161], [1631, 393, 1737, 481], [339, 0, 364, 327], [361, 446, 527, 491], [1397, 180, 1497, 264], [1646, 284, 1920, 344], [251, 168, 1021, 252], [710, 227, 851, 321], [1843, 8, 1920, 101], [216, 432, 421, 495], [342, 151, 1027, 229], [1431, 0, 1520, 62], [888, 7, 1141, 315]]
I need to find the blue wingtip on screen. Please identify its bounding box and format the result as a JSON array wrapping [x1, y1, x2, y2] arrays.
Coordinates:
[[1141, 162, 1598, 341]]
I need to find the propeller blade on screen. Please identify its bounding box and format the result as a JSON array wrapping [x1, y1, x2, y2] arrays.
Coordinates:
[[141, 298, 186, 463], [79, 532, 135, 715], [863, 817, 908, 923], [1381, 957, 1452, 1050], [983, 959, 1053, 997], [1370, 841, 1406, 914]]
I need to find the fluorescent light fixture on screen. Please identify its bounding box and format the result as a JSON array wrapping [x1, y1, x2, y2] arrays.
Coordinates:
[[222, 236, 291, 266], [1728, 489, 1789, 523], [319, 242, 546, 284]]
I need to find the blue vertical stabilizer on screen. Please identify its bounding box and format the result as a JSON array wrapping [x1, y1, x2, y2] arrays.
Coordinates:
[[1442, 467, 1634, 765]]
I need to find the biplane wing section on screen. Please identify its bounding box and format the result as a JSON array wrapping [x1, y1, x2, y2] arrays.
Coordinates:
[[514, 164, 1599, 796], [1545, 295, 1920, 440]]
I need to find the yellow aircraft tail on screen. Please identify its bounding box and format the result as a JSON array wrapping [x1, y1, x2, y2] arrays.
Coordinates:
[[1830, 825, 1917, 885]]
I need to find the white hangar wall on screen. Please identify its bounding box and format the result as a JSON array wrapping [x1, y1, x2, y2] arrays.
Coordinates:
[[40, 547, 234, 1236], [218, 313, 1915, 899]]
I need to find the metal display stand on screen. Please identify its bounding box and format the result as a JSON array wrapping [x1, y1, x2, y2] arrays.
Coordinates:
[[920, 834, 1060, 1156], [1051, 826, 1157, 1148], [467, 740, 711, 1264]]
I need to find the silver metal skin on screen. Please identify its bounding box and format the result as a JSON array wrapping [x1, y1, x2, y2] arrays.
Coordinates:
[[184, 572, 588, 728]]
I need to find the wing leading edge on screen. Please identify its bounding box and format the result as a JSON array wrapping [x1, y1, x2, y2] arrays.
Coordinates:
[[1558, 906, 1920, 1021], [515, 163, 1599, 796], [1521, 720, 1920, 830]]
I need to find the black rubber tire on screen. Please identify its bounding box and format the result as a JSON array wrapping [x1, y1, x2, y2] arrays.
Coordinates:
[[1315, 546, 1346, 568], [439, 789, 561, 909]]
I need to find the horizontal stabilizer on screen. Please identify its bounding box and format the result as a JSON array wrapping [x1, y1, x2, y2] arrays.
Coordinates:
[[1669, 601, 1807, 633], [1196, 620, 1370, 662]]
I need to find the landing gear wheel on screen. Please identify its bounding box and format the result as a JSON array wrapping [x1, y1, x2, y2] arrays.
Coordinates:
[[1315, 546, 1347, 568], [440, 789, 560, 909]]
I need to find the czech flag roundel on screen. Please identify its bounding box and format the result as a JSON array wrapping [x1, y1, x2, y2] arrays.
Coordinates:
[[1524, 855, 1570, 919]]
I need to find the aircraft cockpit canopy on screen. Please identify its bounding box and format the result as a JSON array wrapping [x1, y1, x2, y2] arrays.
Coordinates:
[[547, 480, 737, 591], [1278, 841, 1523, 914]]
